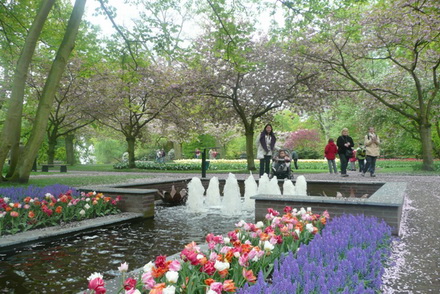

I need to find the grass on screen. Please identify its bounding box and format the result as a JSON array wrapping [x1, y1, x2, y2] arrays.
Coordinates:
[[2, 174, 152, 188], [1, 160, 439, 189]]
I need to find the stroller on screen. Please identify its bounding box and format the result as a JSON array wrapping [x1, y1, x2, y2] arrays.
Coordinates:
[[270, 149, 294, 180]]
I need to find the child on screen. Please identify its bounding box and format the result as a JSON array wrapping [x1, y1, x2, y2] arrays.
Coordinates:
[[273, 150, 291, 173], [324, 139, 338, 174], [356, 143, 366, 172], [349, 149, 357, 171]]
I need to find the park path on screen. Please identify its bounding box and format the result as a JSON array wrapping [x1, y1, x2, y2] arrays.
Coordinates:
[[32, 170, 440, 293]]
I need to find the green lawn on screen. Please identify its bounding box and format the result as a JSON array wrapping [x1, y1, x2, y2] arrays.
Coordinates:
[[1, 160, 438, 188]]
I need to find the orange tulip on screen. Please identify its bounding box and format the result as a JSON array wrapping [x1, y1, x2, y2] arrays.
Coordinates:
[[204, 278, 215, 286], [222, 279, 236, 292], [55, 206, 63, 214], [151, 266, 168, 279], [242, 268, 256, 283], [218, 269, 228, 278], [10, 211, 19, 217], [149, 283, 165, 294]]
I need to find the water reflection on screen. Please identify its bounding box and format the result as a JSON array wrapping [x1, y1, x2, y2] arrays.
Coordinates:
[[0, 205, 254, 293]]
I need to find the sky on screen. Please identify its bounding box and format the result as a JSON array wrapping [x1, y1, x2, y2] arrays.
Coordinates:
[[79, 0, 285, 39]]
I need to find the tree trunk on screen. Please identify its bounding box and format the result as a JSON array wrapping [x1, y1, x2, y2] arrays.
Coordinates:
[[0, 0, 55, 181], [126, 136, 136, 168], [420, 123, 434, 171], [173, 142, 182, 159], [47, 136, 57, 164], [65, 134, 75, 165], [5, 143, 21, 178], [245, 130, 256, 170], [10, 0, 87, 183]]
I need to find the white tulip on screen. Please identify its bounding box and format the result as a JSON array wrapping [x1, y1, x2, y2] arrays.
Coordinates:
[[214, 260, 230, 271], [143, 261, 154, 272], [163, 285, 176, 294], [264, 240, 275, 252], [166, 271, 179, 283]]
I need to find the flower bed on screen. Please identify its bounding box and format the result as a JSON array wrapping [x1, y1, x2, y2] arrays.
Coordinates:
[[0, 184, 77, 202], [0, 190, 121, 236], [238, 214, 392, 293], [86, 207, 328, 293], [86, 210, 392, 294], [113, 158, 435, 171]]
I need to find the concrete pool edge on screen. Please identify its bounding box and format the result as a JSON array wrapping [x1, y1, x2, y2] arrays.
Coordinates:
[[252, 182, 407, 235], [0, 212, 144, 252]]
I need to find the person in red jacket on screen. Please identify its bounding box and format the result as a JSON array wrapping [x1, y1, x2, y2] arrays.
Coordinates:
[[324, 138, 338, 174]]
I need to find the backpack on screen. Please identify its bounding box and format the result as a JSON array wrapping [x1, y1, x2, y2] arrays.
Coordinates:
[[357, 148, 366, 157]]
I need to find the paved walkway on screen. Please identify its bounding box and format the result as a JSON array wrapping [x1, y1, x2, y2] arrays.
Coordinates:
[[32, 170, 440, 293]]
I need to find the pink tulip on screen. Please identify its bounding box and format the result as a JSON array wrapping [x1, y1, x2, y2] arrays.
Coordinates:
[[88, 277, 106, 294], [168, 260, 181, 271], [123, 277, 137, 290]]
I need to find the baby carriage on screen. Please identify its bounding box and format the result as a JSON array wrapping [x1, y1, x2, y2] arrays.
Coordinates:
[[270, 149, 294, 180]]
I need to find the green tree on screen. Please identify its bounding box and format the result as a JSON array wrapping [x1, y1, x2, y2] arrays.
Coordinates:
[[0, 0, 87, 183], [299, 0, 440, 170]]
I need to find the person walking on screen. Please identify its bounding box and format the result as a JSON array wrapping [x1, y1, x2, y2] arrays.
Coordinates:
[[291, 150, 299, 170], [336, 128, 354, 177], [324, 138, 338, 174], [356, 143, 366, 172], [256, 124, 276, 177], [362, 127, 380, 177]]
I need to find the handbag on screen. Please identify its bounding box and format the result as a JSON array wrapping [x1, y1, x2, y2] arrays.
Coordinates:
[[343, 137, 353, 157]]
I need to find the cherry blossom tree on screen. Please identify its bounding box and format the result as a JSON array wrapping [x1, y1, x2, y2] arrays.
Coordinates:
[[297, 0, 440, 170], [284, 129, 322, 155], [189, 29, 316, 170]]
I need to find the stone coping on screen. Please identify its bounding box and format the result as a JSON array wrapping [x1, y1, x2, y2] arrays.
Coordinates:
[[77, 186, 157, 194], [0, 212, 144, 252], [113, 178, 193, 188], [251, 182, 406, 207]]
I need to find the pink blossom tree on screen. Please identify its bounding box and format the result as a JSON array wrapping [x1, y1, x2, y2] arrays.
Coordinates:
[[284, 129, 322, 156]]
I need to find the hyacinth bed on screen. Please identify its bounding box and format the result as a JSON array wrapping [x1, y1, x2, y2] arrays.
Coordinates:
[[0, 184, 78, 202], [85, 208, 392, 294], [0, 185, 121, 236]]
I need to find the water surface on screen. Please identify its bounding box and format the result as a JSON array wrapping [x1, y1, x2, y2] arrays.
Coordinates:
[[0, 205, 254, 293]]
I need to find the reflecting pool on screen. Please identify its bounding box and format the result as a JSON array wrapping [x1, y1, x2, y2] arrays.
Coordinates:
[[0, 205, 254, 293]]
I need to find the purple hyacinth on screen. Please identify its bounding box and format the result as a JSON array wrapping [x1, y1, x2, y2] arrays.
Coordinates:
[[0, 184, 78, 202]]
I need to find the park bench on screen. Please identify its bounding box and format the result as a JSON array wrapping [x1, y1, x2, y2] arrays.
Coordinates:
[[41, 164, 67, 172]]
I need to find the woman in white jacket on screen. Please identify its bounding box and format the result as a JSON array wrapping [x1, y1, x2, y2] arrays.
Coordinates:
[[362, 127, 380, 177], [256, 124, 276, 176]]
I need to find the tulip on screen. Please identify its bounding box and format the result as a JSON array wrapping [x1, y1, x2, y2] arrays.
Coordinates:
[[222, 279, 236, 292], [163, 285, 176, 294], [123, 277, 136, 290], [165, 270, 179, 283], [118, 262, 129, 273], [88, 277, 106, 294], [214, 260, 230, 272]]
